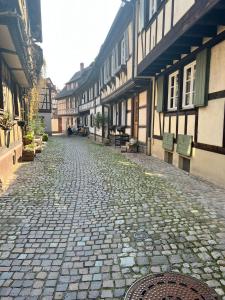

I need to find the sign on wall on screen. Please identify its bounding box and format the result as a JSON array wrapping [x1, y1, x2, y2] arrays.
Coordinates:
[[163, 133, 174, 152], [177, 134, 193, 157]]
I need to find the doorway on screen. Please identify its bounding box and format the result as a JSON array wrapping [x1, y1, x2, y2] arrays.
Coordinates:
[[58, 118, 62, 133]]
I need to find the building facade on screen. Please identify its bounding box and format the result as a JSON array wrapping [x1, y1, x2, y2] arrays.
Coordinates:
[[136, 0, 225, 187], [56, 0, 225, 187], [55, 63, 92, 133], [38, 77, 57, 134], [0, 0, 43, 187]]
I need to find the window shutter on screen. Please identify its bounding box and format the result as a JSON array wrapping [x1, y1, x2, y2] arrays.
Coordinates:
[[194, 48, 210, 107], [157, 76, 164, 112]]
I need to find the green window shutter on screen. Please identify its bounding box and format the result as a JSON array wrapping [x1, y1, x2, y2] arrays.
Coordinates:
[[194, 48, 210, 107], [157, 76, 164, 112]]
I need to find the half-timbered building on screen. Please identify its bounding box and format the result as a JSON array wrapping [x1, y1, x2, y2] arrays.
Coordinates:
[[55, 63, 92, 133], [0, 0, 43, 187], [136, 0, 225, 186], [38, 78, 57, 134], [57, 0, 225, 187]]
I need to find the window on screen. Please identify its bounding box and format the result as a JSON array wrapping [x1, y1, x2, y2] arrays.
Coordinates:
[[149, 0, 157, 20], [182, 61, 196, 109], [111, 51, 116, 76], [168, 71, 179, 110], [121, 38, 126, 65], [138, 0, 145, 32], [121, 101, 126, 126], [90, 114, 94, 127], [113, 105, 117, 125]]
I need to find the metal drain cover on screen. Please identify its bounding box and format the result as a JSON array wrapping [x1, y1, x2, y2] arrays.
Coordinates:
[[124, 273, 219, 300]]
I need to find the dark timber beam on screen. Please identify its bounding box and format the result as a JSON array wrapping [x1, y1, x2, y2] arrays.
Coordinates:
[[138, 0, 221, 75], [175, 36, 203, 47], [185, 25, 217, 37], [10, 68, 24, 71], [200, 11, 225, 26], [0, 48, 17, 55]]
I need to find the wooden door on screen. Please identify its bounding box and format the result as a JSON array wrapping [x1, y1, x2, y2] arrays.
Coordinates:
[[133, 96, 139, 140], [58, 118, 62, 133]]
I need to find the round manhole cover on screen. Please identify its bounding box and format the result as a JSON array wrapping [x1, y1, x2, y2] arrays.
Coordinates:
[[125, 273, 219, 300]]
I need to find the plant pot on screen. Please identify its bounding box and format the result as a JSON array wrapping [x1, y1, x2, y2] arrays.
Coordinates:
[[4, 129, 10, 148], [22, 149, 35, 161]]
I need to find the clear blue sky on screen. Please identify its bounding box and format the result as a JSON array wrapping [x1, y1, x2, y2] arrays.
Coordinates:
[[41, 0, 122, 89]]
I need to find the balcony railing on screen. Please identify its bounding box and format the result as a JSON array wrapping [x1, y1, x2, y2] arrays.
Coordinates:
[[57, 108, 78, 116]]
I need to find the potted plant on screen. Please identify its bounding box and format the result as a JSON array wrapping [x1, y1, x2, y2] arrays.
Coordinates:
[[17, 120, 26, 127], [23, 132, 34, 146], [94, 112, 108, 129], [42, 133, 48, 142], [22, 143, 35, 161], [0, 113, 15, 148]]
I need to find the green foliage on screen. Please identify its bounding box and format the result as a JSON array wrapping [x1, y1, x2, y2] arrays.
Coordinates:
[[28, 116, 45, 136], [24, 143, 35, 151], [94, 112, 108, 128], [42, 133, 48, 142], [24, 132, 34, 144], [0, 112, 15, 130]]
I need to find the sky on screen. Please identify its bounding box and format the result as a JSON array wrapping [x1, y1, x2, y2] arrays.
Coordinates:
[[41, 0, 122, 90]]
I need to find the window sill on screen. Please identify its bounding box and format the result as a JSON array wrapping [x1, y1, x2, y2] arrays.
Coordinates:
[[182, 105, 194, 110], [167, 108, 177, 112]]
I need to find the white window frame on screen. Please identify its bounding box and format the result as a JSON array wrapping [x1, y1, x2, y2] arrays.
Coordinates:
[[182, 61, 196, 109], [168, 71, 179, 111]]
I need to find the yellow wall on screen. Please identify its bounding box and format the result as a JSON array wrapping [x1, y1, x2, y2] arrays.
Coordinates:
[[191, 148, 225, 188], [178, 115, 185, 135], [209, 40, 225, 93], [198, 99, 225, 147], [138, 128, 146, 143], [139, 108, 146, 127], [139, 91, 147, 107], [51, 119, 59, 132], [157, 10, 163, 44], [173, 0, 195, 26], [164, 0, 172, 36]]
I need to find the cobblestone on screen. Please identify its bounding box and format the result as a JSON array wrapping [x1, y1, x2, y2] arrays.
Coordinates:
[[0, 136, 225, 298]]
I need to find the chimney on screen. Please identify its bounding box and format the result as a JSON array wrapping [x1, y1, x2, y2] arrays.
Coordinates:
[[80, 62, 84, 72]]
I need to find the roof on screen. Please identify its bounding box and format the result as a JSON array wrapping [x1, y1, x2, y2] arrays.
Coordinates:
[[55, 64, 93, 100]]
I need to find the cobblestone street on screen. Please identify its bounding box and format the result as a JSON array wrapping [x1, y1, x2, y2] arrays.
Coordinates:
[[0, 136, 225, 299]]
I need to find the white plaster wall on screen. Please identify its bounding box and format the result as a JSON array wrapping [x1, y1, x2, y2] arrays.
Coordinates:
[[39, 113, 52, 133], [209, 40, 225, 93], [198, 99, 225, 147], [173, 0, 195, 26]]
